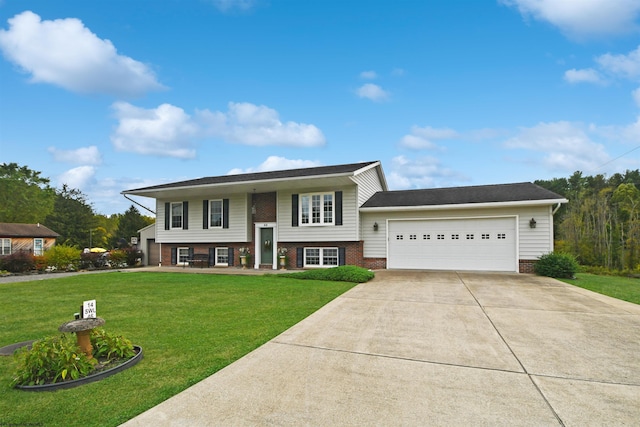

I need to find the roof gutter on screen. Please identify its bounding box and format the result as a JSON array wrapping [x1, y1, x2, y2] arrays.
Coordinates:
[[359, 198, 569, 213]]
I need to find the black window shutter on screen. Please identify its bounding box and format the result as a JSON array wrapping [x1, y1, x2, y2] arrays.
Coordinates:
[[223, 199, 229, 229], [188, 247, 194, 259], [165, 202, 170, 230], [335, 191, 343, 226], [296, 247, 304, 268], [292, 194, 299, 227], [183, 202, 189, 229], [203, 200, 209, 229], [338, 247, 346, 266], [228, 247, 234, 266], [171, 247, 177, 265], [209, 247, 215, 266]]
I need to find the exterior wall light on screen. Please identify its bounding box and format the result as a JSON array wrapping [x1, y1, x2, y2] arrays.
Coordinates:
[[373, 222, 379, 231], [529, 218, 537, 228]]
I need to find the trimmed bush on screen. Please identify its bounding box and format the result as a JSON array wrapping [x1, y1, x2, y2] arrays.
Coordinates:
[[281, 265, 375, 283], [534, 252, 579, 279], [44, 245, 81, 271], [0, 251, 35, 273]]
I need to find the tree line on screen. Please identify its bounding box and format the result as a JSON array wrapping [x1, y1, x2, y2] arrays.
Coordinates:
[[536, 169, 640, 272], [0, 163, 154, 250]]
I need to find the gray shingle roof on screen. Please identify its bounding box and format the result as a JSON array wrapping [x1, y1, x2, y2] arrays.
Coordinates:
[[0, 223, 60, 238], [125, 161, 379, 192], [361, 182, 565, 208]]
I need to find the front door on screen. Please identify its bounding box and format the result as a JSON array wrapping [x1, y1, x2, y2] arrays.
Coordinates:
[[260, 228, 274, 265]]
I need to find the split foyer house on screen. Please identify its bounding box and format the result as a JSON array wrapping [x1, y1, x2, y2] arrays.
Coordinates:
[[123, 161, 567, 273], [0, 223, 59, 256]]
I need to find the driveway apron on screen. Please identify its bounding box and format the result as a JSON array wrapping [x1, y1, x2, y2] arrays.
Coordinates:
[[121, 270, 640, 426]]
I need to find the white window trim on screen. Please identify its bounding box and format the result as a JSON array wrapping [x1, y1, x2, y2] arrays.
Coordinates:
[[300, 192, 334, 226], [304, 247, 339, 268], [1, 238, 11, 255], [33, 238, 44, 256], [177, 247, 190, 265], [215, 247, 229, 266], [210, 199, 223, 228], [171, 202, 183, 230]]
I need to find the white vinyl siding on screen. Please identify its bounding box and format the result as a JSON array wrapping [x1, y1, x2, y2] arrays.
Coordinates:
[[361, 205, 554, 261], [352, 166, 386, 207], [278, 186, 358, 242], [156, 194, 250, 243]]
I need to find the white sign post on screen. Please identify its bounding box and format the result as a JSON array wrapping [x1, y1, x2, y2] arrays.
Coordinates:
[[82, 299, 97, 319]]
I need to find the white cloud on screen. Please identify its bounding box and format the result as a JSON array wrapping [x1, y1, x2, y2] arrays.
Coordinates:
[[356, 83, 390, 102], [360, 70, 377, 79], [504, 121, 610, 171], [57, 166, 96, 190], [399, 125, 458, 150], [227, 156, 322, 174], [500, 0, 640, 38], [197, 102, 325, 147], [391, 68, 405, 76], [48, 145, 102, 165], [596, 46, 640, 80], [564, 68, 605, 84], [111, 102, 198, 158], [0, 11, 164, 96], [387, 155, 466, 190]]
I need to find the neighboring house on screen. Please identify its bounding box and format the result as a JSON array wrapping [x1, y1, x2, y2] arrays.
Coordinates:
[[0, 223, 59, 256], [122, 161, 567, 273]]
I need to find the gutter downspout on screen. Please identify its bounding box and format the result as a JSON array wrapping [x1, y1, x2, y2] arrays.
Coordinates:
[[552, 202, 562, 215], [123, 194, 156, 215]]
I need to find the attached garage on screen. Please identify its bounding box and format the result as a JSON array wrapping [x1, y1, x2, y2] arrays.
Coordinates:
[[360, 182, 568, 273], [387, 217, 517, 271]]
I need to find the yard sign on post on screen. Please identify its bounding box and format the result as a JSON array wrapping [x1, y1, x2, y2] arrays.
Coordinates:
[[82, 300, 96, 319]]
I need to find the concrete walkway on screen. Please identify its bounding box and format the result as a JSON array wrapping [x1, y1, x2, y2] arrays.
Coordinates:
[[121, 270, 640, 426]]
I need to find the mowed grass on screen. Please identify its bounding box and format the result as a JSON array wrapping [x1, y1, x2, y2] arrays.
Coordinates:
[[560, 273, 640, 305], [0, 271, 357, 427]]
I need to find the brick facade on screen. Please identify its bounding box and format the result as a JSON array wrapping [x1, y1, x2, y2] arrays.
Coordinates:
[[519, 259, 537, 274]]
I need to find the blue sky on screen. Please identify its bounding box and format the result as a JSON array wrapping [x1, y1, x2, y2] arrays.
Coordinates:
[[1, 0, 640, 215]]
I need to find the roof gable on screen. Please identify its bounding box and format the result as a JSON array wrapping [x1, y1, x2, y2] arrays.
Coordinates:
[[125, 161, 381, 193], [361, 182, 566, 209], [0, 223, 60, 238]]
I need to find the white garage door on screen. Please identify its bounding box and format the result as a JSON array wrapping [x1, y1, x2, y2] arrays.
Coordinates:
[[388, 217, 517, 271]]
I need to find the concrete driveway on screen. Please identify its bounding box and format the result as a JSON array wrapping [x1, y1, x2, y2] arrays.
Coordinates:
[[121, 270, 640, 426]]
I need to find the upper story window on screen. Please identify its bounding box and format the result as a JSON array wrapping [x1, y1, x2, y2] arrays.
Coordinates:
[[171, 202, 183, 229], [210, 200, 223, 228], [300, 192, 334, 225]]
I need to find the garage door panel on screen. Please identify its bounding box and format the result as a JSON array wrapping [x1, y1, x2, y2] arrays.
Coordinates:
[[388, 218, 516, 272]]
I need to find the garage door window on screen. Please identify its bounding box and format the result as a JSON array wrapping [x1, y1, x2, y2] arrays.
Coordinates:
[[304, 247, 338, 267]]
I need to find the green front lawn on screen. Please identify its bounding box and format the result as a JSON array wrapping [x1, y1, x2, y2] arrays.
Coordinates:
[[0, 272, 356, 427], [560, 273, 640, 305]]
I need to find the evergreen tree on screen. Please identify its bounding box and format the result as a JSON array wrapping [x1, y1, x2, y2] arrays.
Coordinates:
[[44, 185, 96, 248]]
